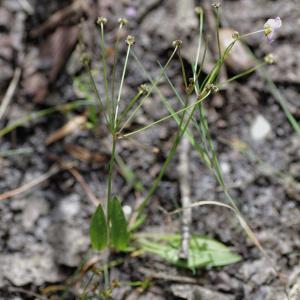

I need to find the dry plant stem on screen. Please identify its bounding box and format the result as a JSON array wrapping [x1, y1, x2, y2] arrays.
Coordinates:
[[0, 165, 60, 201], [68, 167, 100, 206], [8, 287, 46, 300], [178, 130, 192, 260], [17, 0, 34, 14], [0, 68, 22, 121], [138, 267, 200, 284]]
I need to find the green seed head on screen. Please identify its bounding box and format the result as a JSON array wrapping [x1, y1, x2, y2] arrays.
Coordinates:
[[138, 84, 150, 95], [126, 35, 135, 46], [172, 40, 183, 48], [195, 6, 203, 15], [212, 3, 221, 9], [118, 18, 128, 26], [232, 31, 240, 40], [264, 53, 275, 64], [97, 16, 107, 26]]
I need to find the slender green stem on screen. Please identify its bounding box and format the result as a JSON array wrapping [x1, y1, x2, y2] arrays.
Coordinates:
[[100, 23, 111, 124], [117, 90, 143, 127], [262, 72, 300, 135], [135, 55, 208, 164], [103, 264, 110, 295], [120, 92, 210, 139], [214, 7, 222, 59], [243, 42, 300, 135], [111, 24, 124, 113], [135, 92, 209, 223], [107, 135, 117, 217], [178, 49, 188, 90], [0, 100, 95, 138], [239, 29, 265, 39], [194, 8, 203, 77], [114, 43, 132, 127], [217, 62, 265, 88], [118, 47, 178, 133], [85, 65, 110, 127]]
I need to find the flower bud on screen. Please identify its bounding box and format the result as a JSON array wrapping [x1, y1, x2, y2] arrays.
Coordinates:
[[264, 54, 275, 64], [126, 35, 135, 46], [232, 31, 240, 40], [195, 6, 203, 15], [212, 3, 221, 9], [172, 40, 183, 48], [118, 18, 128, 26], [96, 16, 107, 26], [204, 83, 219, 94], [138, 84, 150, 95]]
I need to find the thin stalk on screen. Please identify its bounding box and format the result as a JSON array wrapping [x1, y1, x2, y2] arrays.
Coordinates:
[[120, 92, 210, 139], [118, 47, 178, 133], [111, 23, 124, 113], [135, 92, 210, 223], [239, 29, 265, 39], [214, 6, 222, 59], [107, 135, 117, 218], [117, 90, 143, 127], [85, 65, 110, 127], [243, 42, 300, 135], [136, 56, 208, 163], [114, 43, 132, 127], [263, 72, 300, 135], [0, 100, 95, 138], [217, 62, 266, 88], [178, 49, 188, 90], [99, 23, 111, 124], [194, 8, 204, 77]]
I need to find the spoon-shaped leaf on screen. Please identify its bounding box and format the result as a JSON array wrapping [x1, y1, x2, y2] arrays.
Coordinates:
[[109, 196, 129, 250], [90, 204, 108, 251]]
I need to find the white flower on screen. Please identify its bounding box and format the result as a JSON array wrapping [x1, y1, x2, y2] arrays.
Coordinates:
[[264, 17, 282, 42]]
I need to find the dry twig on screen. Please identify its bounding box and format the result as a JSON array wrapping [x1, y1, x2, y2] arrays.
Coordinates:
[[68, 167, 101, 206], [178, 130, 192, 260], [0, 165, 60, 201], [0, 68, 22, 122]]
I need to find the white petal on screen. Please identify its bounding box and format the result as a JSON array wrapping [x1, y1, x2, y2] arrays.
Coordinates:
[[274, 17, 282, 29], [265, 17, 282, 30]]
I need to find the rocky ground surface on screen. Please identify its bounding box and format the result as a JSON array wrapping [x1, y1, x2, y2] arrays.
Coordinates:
[[0, 0, 299, 299]]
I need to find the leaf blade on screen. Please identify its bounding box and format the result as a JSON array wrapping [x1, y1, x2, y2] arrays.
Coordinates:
[[109, 196, 129, 250], [90, 204, 108, 251]]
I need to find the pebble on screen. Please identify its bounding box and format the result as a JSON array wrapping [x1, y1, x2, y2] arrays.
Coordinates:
[[250, 115, 271, 141], [59, 194, 81, 220], [122, 205, 132, 219]]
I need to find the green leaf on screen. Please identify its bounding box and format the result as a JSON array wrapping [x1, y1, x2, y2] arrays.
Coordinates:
[[138, 234, 241, 270], [89, 204, 108, 251], [109, 196, 130, 250]]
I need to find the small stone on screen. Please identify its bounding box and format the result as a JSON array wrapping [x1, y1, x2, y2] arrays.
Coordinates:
[[59, 194, 81, 220], [0, 248, 61, 286], [240, 258, 274, 285], [220, 161, 231, 174], [122, 205, 132, 219], [22, 193, 49, 230], [250, 115, 271, 141], [171, 284, 234, 300]]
